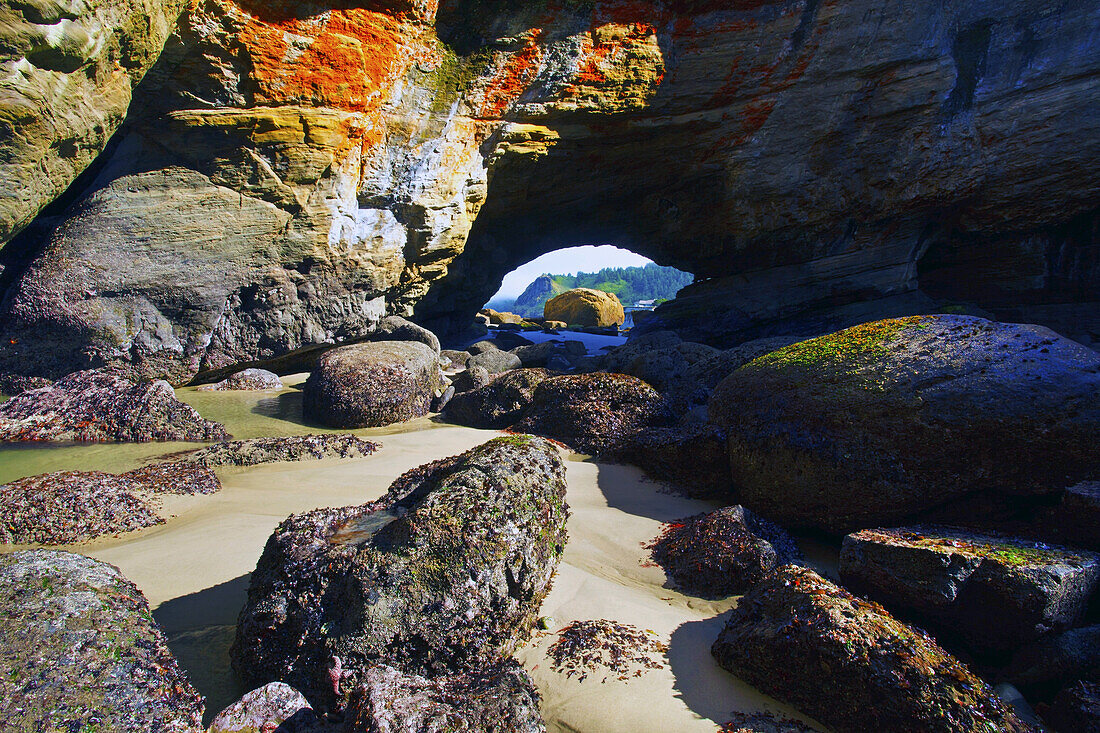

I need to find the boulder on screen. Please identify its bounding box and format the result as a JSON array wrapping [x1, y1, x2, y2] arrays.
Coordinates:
[[0, 465, 220, 545], [602, 331, 683, 372], [467, 348, 522, 375], [513, 373, 675, 455], [0, 550, 203, 730], [544, 321, 567, 331], [232, 436, 569, 713], [711, 565, 1035, 733], [491, 332, 536, 350], [207, 682, 320, 733], [482, 309, 523, 325], [1047, 680, 1100, 733], [466, 340, 500, 355], [450, 365, 492, 394], [0, 369, 228, 442], [198, 368, 284, 391], [443, 369, 552, 429], [545, 355, 573, 372], [0, 374, 52, 396], [511, 342, 560, 368], [686, 336, 803, 390], [649, 506, 801, 597], [372, 316, 441, 354], [839, 526, 1100, 652], [611, 423, 732, 498], [303, 342, 441, 428], [344, 662, 544, 733], [1007, 625, 1100, 693], [1051, 482, 1100, 551], [171, 435, 379, 468], [440, 350, 471, 369], [709, 316, 1100, 532], [544, 289, 625, 328]]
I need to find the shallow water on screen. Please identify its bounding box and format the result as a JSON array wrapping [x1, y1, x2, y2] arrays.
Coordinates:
[[0, 374, 827, 731]]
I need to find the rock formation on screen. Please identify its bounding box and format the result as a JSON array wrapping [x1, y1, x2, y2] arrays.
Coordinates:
[[232, 436, 568, 713], [711, 565, 1035, 733], [543, 288, 625, 328], [0, 369, 228, 442], [207, 682, 320, 733], [442, 368, 552, 429], [170, 434, 379, 468], [709, 316, 1100, 533], [303, 341, 442, 428], [198, 367, 284, 391], [0, 1, 1093, 382], [840, 526, 1100, 653], [0, 550, 204, 731]]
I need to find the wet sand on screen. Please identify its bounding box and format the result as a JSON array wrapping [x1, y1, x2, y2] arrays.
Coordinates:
[[0, 375, 827, 731]]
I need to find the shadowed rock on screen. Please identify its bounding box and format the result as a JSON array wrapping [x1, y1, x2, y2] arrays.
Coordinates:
[[207, 682, 321, 733], [232, 436, 568, 713], [303, 342, 442, 428], [1047, 679, 1100, 733], [513, 373, 675, 455], [344, 662, 544, 733], [0, 370, 228, 442], [709, 316, 1100, 532], [0, 550, 203, 731], [711, 565, 1036, 733], [611, 423, 732, 498], [442, 368, 552, 429], [840, 526, 1100, 653]]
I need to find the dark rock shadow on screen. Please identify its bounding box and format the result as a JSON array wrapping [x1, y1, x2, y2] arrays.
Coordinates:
[[668, 615, 823, 730], [594, 460, 721, 524], [249, 390, 328, 430], [154, 575, 252, 724]]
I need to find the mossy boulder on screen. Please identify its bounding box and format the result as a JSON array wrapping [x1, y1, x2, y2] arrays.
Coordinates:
[[709, 316, 1100, 532], [513, 373, 675, 454], [0, 369, 228, 442], [711, 565, 1036, 733], [232, 436, 569, 713], [442, 368, 552, 429], [344, 661, 544, 733], [0, 550, 204, 731], [303, 341, 442, 428], [839, 526, 1100, 653], [544, 288, 624, 328]]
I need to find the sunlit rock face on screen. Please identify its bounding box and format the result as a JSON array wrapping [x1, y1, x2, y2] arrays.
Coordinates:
[[0, 0, 1097, 382]]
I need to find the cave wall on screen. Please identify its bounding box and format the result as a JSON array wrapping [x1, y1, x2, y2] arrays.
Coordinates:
[[0, 0, 1096, 382]]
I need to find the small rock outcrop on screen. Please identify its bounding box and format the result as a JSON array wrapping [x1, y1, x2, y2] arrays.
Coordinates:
[[839, 526, 1100, 653], [371, 316, 441, 354], [544, 289, 625, 328], [1051, 482, 1100, 551], [198, 368, 284, 391], [513, 373, 674, 455], [171, 434, 379, 468], [0, 550, 204, 731], [207, 682, 320, 733], [450, 364, 492, 394], [232, 436, 569, 712], [344, 662, 544, 733], [0, 370, 228, 442], [1007, 625, 1100, 693], [0, 464, 221, 545], [612, 424, 732, 498], [648, 506, 801, 597], [303, 342, 441, 428], [709, 316, 1100, 532], [711, 565, 1035, 733], [467, 348, 522, 375], [442, 369, 552, 429], [1047, 679, 1100, 733]]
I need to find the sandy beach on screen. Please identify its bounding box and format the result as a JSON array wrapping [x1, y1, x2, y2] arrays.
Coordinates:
[[0, 376, 827, 731]]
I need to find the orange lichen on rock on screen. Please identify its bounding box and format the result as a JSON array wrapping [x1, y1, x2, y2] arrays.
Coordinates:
[[478, 31, 545, 119]]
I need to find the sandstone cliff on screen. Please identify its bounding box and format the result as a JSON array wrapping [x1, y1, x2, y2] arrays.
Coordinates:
[[0, 0, 1096, 382]]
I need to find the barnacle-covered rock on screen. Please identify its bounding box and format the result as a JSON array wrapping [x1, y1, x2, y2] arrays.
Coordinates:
[[171, 434, 379, 468], [232, 436, 568, 713], [648, 506, 801, 597], [611, 423, 732, 498], [513, 373, 675, 454], [344, 661, 544, 733], [839, 526, 1100, 653], [0, 550, 203, 731], [0, 464, 220, 545], [442, 368, 552, 429], [709, 316, 1100, 532], [207, 682, 320, 733], [711, 565, 1036, 733], [0, 369, 228, 442], [303, 341, 442, 428], [198, 368, 284, 391]]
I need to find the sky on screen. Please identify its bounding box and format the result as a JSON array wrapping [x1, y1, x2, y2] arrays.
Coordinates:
[[489, 245, 654, 301]]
